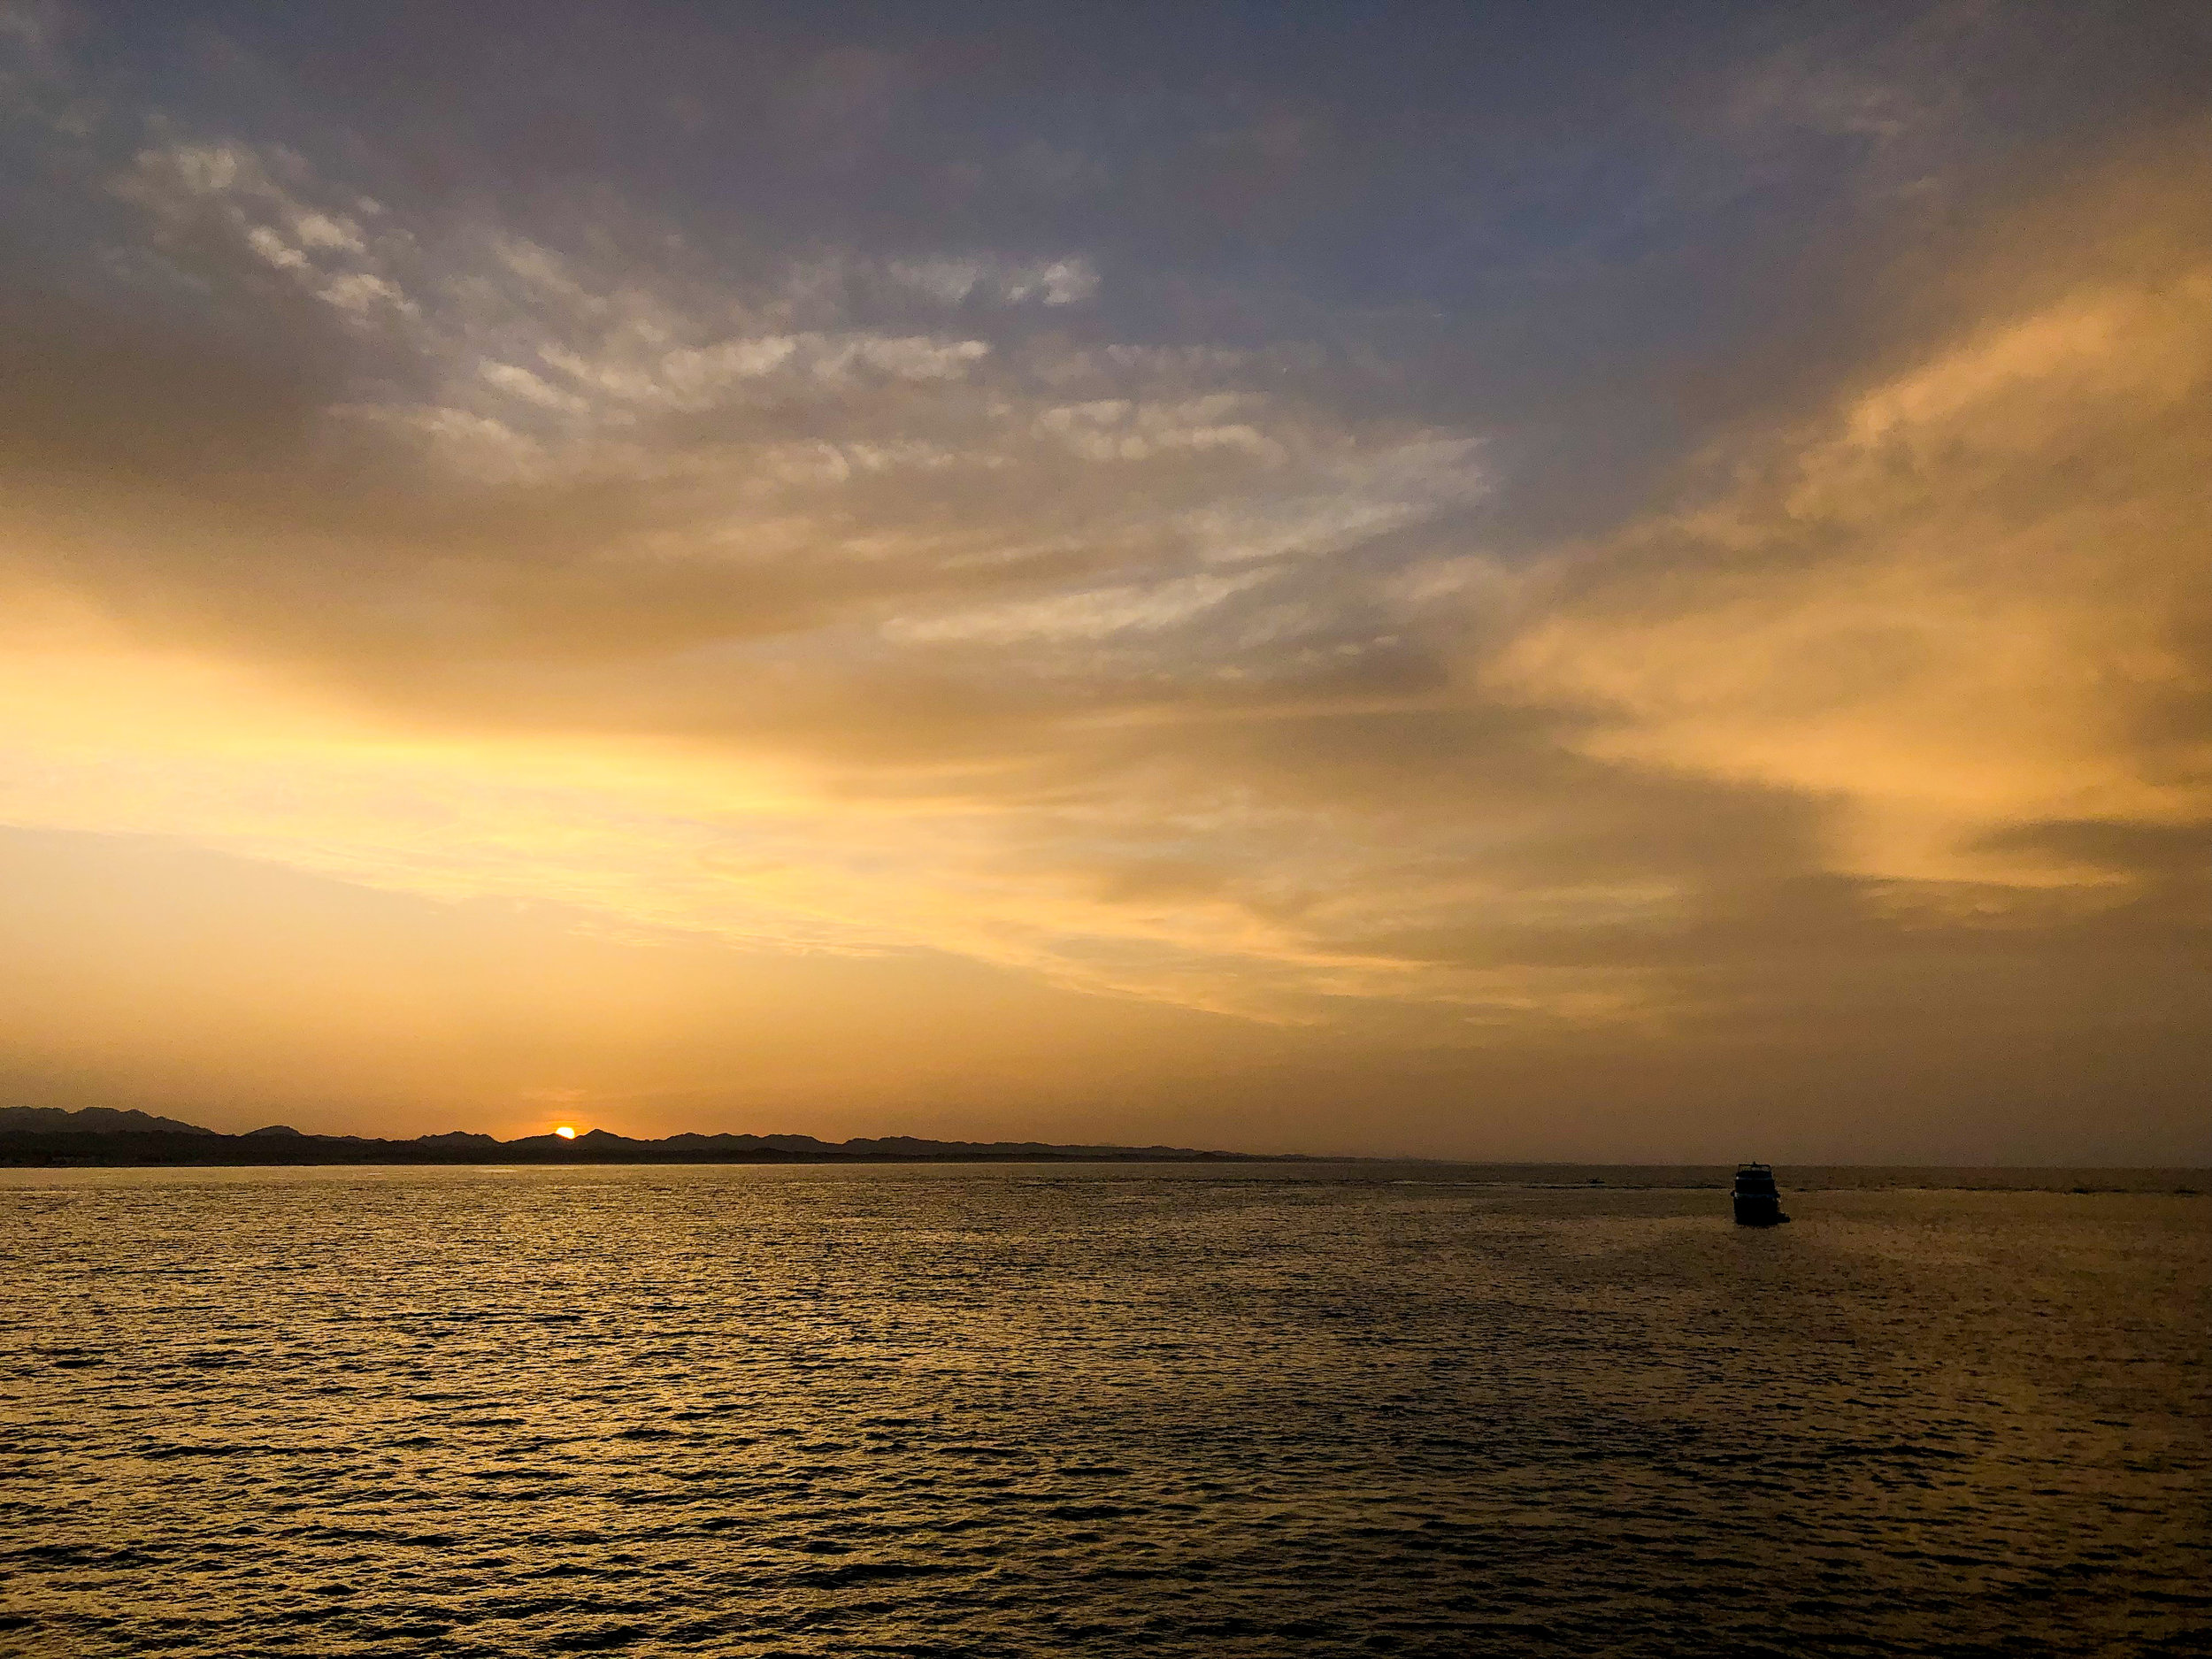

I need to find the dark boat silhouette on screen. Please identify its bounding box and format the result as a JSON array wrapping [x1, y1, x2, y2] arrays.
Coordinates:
[[1732, 1162, 1791, 1226]]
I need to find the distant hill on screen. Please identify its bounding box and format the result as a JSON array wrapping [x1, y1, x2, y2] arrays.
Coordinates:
[[0, 1110, 1262, 1164], [0, 1106, 216, 1136]]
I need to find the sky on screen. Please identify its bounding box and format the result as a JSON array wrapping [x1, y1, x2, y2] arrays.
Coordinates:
[[1, 1, 2206, 1160]]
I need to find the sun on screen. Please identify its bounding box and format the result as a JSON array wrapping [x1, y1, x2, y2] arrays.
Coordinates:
[[553, 1125, 579, 1140]]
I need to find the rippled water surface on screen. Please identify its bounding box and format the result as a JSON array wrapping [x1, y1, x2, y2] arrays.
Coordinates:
[[4, 1164, 2207, 1656]]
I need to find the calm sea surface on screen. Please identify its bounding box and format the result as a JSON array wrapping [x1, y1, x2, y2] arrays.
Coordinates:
[[3, 1164, 2206, 1657]]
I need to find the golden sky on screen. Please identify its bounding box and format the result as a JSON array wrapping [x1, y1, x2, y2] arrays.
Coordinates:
[[1, 3, 2206, 1158]]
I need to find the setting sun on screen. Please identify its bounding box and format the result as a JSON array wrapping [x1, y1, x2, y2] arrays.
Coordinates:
[[553, 1125, 578, 1140]]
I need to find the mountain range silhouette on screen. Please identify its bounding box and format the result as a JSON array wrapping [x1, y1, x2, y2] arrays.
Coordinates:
[[0, 1106, 1256, 1164]]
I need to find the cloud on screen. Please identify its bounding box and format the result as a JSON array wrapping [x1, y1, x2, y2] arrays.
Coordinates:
[[7, 123, 2205, 1039], [889, 253, 1100, 306], [113, 139, 421, 326], [886, 569, 1276, 646], [1491, 163, 2212, 895], [0, 104, 1513, 1020]]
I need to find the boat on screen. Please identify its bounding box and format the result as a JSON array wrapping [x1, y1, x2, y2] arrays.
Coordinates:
[[1732, 1162, 1791, 1226]]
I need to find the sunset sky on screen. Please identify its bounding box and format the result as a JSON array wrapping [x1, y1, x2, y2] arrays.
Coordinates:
[[2, 1, 2206, 1160]]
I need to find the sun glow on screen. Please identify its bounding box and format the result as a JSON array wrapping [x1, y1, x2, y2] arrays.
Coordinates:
[[554, 1125, 578, 1140]]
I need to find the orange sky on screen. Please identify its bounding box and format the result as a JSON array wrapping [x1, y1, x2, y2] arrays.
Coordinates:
[[1, 5, 2205, 1159]]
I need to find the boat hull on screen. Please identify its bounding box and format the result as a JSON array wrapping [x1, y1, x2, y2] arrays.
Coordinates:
[[1732, 1194, 1790, 1226]]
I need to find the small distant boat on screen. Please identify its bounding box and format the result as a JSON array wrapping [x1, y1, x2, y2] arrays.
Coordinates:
[[1732, 1162, 1791, 1226]]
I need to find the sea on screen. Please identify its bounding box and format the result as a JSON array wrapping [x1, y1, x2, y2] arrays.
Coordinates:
[[3, 1163, 2205, 1657]]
